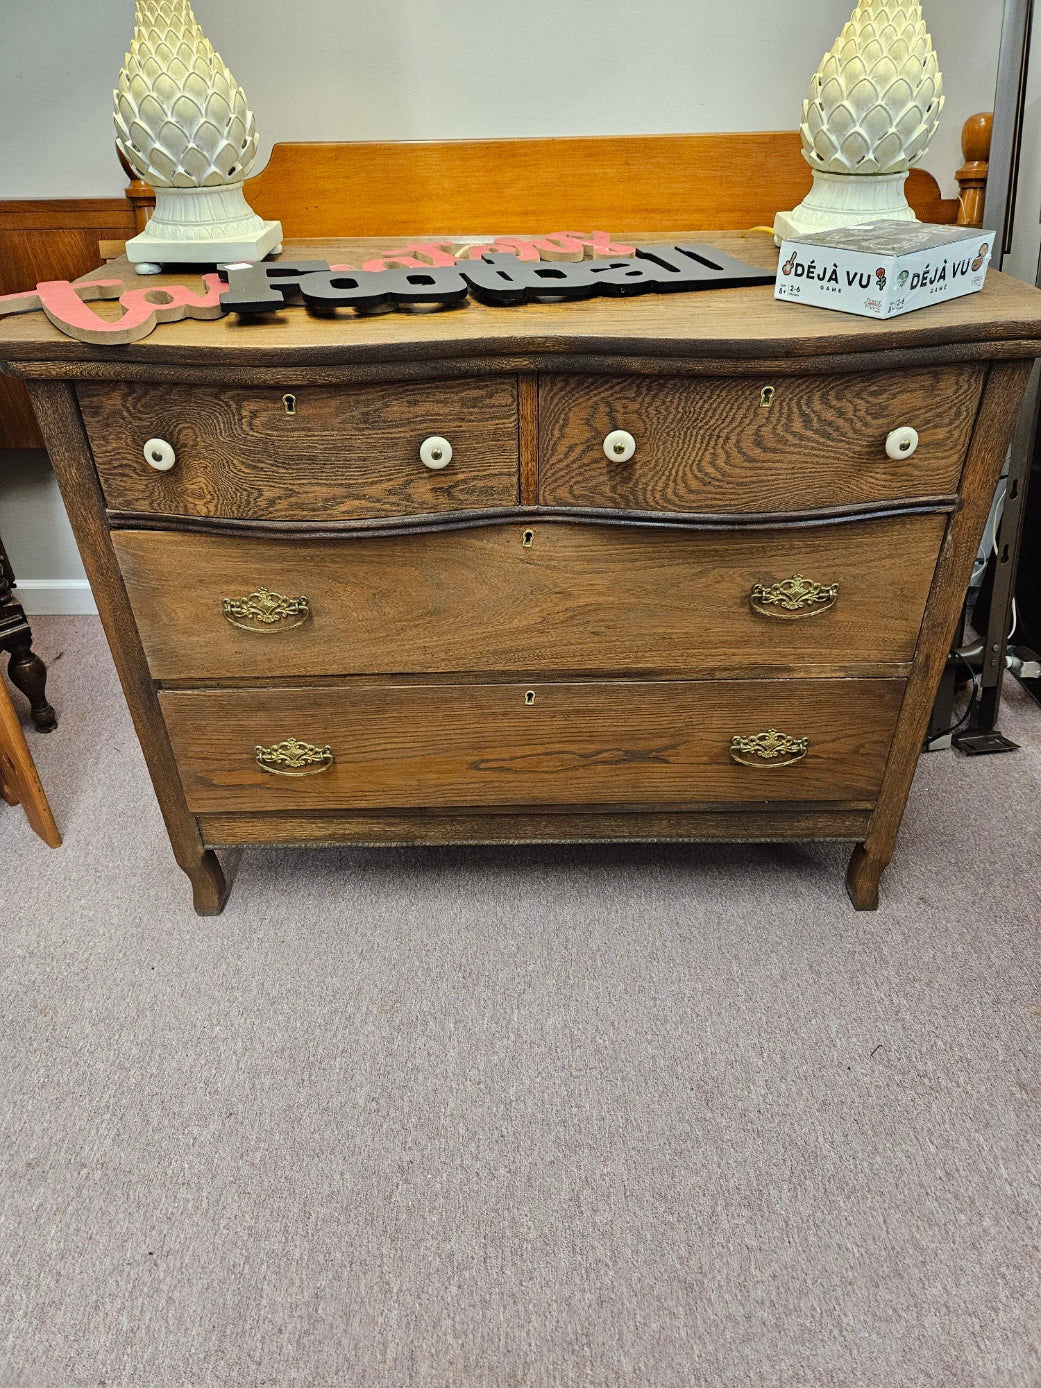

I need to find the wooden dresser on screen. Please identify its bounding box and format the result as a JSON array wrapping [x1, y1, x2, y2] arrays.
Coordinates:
[[3, 233, 1041, 914]]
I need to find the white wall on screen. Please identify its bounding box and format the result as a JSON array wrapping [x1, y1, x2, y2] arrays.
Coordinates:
[[0, 0, 1008, 613], [0, 0, 1004, 201]]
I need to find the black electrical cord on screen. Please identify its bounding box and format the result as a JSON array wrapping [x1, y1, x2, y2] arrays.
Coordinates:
[[923, 650, 981, 748]]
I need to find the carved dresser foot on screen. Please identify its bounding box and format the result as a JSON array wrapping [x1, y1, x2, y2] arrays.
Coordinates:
[[182, 848, 233, 916], [845, 843, 888, 911]]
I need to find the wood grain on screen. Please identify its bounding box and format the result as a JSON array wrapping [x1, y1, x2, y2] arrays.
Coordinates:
[[539, 366, 985, 512], [238, 135, 958, 237], [25, 379, 230, 913], [198, 805, 873, 848], [0, 676, 60, 847], [159, 677, 906, 814], [120, 129, 973, 238], [0, 201, 136, 446], [245, 134, 818, 236], [518, 374, 538, 505], [78, 377, 519, 520], [847, 358, 1036, 909], [5, 237, 1041, 373], [113, 515, 946, 682]]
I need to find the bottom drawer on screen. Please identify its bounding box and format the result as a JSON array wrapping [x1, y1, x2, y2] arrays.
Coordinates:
[[161, 678, 905, 813]]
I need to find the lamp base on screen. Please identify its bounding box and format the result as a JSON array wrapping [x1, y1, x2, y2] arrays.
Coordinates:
[[125, 183, 283, 270], [774, 170, 915, 246]]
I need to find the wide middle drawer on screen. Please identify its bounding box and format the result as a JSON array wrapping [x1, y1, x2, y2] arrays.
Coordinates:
[[78, 378, 520, 521], [114, 515, 945, 681]]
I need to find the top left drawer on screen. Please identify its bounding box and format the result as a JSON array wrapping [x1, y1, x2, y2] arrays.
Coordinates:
[[77, 379, 520, 522]]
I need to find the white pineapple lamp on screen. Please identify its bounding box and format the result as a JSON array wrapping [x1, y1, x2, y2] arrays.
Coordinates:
[[115, 0, 282, 274], [774, 0, 944, 244]]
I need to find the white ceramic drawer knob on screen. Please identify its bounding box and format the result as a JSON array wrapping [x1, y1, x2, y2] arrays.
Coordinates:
[[885, 426, 919, 461], [603, 429, 636, 462], [143, 437, 176, 472], [419, 436, 453, 470]]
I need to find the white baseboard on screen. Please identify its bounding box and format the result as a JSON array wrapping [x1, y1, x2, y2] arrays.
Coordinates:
[[12, 579, 98, 615]]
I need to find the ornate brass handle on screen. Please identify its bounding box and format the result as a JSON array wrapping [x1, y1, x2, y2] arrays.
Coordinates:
[[222, 586, 311, 632], [750, 575, 838, 619], [256, 738, 334, 776], [729, 728, 809, 768]]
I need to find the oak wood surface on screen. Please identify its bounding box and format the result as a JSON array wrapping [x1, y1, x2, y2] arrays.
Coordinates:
[[538, 366, 984, 512], [159, 677, 906, 814], [24, 379, 230, 913], [239, 134, 961, 238], [847, 358, 1035, 908], [518, 374, 538, 506], [0, 676, 60, 848], [113, 515, 946, 682], [78, 377, 519, 520], [3, 221, 1039, 910], [198, 806, 874, 848], [5, 238, 1041, 373]]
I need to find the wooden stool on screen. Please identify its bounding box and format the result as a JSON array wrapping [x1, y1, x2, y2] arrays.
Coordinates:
[[0, 675, 60, 847]]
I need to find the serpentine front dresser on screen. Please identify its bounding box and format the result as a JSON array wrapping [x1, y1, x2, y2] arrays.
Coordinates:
[[3, 232, 1040, 914]]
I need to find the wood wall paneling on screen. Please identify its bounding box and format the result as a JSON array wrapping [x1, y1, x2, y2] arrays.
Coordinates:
[[0, 200, 135, 448]]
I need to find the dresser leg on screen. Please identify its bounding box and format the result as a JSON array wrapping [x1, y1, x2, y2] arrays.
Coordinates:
[[845, 843, 887, 910], [180, 846, 235, 916]]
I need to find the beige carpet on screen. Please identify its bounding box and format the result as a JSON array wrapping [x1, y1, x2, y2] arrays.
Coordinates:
[[1, 616, 1040, 1388]]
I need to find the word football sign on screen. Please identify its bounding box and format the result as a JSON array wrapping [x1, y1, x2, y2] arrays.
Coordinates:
[[0, 238, 773, 347]]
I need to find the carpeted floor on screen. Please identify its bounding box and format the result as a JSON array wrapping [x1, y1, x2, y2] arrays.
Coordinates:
[[1, 616, 1040, 1388]]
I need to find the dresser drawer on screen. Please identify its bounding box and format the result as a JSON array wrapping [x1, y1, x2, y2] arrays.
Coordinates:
[[538, 366, 984, 513], [160, 677, 905, 813], [115, 514, 944, 681], [77, 379, 519, 520]]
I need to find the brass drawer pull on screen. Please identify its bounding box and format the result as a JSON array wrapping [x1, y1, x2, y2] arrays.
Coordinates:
[[729, 729, 809, 767], [750, 575, 839, 619], [222, 587, 311, 632], [256, 737, 334, 776]]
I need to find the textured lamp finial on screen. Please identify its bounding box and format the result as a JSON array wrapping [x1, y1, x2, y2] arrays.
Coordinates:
[[115, 0, 282, 272], [774, 0, 944, 243]]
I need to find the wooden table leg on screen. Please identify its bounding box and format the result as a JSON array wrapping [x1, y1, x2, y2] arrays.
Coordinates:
[[6, 638, 57, 733], [0, 677, 61, 848]]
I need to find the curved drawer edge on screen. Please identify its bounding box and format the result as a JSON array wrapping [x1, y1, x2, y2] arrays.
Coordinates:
[[106, 495, 961, 538]]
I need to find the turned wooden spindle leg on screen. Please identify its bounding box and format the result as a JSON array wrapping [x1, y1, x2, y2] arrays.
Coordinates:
[[6, 640, 58, 733], [955, 111, 993, 228]]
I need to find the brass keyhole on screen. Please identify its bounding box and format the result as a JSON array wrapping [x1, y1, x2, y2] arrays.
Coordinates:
[[522, 529, 535, 548], [524, 690, 536, 705], [282, 393, 297, 416], [760, 386, 775, 408]]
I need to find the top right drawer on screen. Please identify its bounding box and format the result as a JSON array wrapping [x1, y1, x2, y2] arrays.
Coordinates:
[[538, 365, 985, 513]]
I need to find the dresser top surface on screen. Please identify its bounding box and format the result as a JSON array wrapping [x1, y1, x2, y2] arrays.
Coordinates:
[[4, 232, 1041, 372]]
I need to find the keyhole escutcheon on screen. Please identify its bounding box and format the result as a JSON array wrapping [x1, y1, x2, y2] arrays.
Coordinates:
[[283, 393, 297, 416], [760, 386, 775, 408]]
